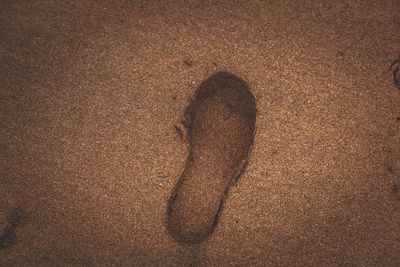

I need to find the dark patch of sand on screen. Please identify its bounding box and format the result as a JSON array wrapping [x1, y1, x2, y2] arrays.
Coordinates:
[[167, 72, 256, 243]]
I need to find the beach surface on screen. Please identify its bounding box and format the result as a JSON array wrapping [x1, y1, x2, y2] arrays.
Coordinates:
[[1, 0, 400, 265]]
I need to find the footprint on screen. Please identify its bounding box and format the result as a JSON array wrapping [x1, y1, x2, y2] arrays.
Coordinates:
[[166, 72, 257, 244], [390, 184, 400, 202], [0, 208, 24, 250], [390, 56, 400, 90]]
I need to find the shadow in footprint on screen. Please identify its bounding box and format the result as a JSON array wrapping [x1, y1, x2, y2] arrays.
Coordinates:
[[166, 72, 257, 244], [390, 56, 400, 90], [0, 208, 24, 250]]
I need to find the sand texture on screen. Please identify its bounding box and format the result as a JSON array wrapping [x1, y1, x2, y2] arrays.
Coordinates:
[[1, 0, 400, 266]]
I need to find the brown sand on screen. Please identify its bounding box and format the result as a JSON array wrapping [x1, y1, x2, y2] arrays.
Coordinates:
[[1, 0, 400, 265]]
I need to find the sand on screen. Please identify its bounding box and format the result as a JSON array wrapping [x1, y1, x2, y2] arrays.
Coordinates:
[[1, 0, 400, 265]]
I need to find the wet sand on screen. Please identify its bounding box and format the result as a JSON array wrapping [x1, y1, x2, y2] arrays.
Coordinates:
[[1, 0, 400, 265]]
